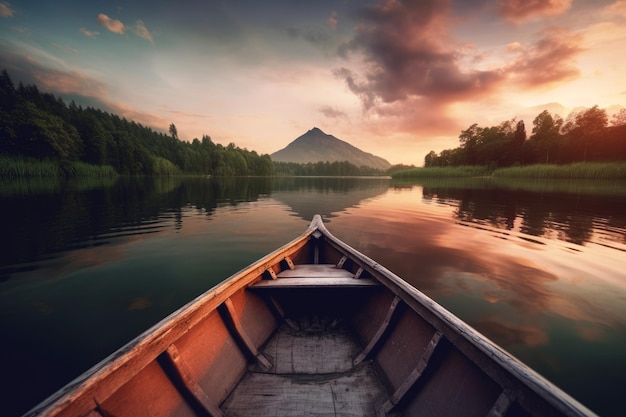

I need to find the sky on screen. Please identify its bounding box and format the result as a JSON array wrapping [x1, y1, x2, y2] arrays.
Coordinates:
[[1, 0, 625, 165]]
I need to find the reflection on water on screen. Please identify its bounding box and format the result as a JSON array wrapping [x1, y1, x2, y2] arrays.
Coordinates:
[[1, 176, 625, 417]]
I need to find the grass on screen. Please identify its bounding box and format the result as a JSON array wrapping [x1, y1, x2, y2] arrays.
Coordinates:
[[492, 162, 626, 180], [391, 162, 626, 180], [0, 155, 118, 179], [391, 165, 491, 178], [0, 155, 62, 178]]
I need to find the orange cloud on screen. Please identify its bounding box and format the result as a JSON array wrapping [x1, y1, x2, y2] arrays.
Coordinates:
[[335, 0, 586, 137], [97, 13, 126, 35], [33, 68, 108, 98], [0, 2, 14, 17], [506, 27, 585, 89], [498, 0, 572, 24]]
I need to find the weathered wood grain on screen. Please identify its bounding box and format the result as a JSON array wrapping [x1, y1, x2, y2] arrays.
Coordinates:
[[277, 264, 354, 278], [251, 277, 379, 288], [222, 363, 388, 417]]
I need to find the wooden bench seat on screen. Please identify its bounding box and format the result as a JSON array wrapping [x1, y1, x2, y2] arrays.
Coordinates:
[[250, 264, 379, 288]]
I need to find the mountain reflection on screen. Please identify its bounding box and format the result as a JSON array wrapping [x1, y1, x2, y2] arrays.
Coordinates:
[[270, 177, 390, 220]]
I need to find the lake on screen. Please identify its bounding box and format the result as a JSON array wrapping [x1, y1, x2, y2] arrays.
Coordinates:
[[1, 176, 625, 417]]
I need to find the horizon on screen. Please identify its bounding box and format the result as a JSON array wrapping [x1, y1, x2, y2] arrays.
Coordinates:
[[1, 0, 625, 165]]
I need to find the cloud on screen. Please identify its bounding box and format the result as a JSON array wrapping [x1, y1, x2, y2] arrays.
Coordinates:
[[328, 11, 338, 30], [319, 105, 347, 119], [505, 27, 585, 89], [498, 0, 572, 24], [134, 20, 153, 42], [79, 27, 100, 38], [0, 47, 167, 131], [334, 0, 586, 137], [0, 2, 14, 17], [97, 13, 126, 35], [337, 0, 503, 104]]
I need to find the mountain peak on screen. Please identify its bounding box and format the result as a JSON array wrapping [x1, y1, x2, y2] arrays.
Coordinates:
[[271, 129, 391, 170]]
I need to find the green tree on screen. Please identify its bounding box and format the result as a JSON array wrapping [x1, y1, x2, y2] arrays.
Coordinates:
[[529, 110, 563, 164]]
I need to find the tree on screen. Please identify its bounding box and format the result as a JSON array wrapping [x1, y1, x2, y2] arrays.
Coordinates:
[[512, 119, 526, 164], [611, 108, 626, 127], [424, 151, 438, 167], [570, 106, 608, 162], [530, 110, 563, 164], [169, 123, 178, 140]]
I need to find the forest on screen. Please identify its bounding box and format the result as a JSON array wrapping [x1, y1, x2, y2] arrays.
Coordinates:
[[273, 161, 387, 176], [424, 106, 626, 168], [0, 70, 274, 177]]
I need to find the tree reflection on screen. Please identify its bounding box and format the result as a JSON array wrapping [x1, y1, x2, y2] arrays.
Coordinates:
[[420, 179, 626, 246]]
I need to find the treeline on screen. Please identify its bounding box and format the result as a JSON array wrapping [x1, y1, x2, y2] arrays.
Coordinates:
[[0, 70, 273, 176], [425, 106, 626, 168], [273, 160, 385, 176]]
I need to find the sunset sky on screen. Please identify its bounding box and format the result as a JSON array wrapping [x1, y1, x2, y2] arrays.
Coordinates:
[[1, 0, 625, 164]]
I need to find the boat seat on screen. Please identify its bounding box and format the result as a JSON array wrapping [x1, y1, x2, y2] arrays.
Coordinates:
[[250, 264, 379, 288]]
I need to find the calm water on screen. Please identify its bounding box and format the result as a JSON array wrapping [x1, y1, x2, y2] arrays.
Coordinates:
[[1, 176, 625, 416]]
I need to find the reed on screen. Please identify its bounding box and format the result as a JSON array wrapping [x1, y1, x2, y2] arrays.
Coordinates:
[[0, 156, 118, 179], [0, 155, 61, 178], [391, 165, 491, 178], [68, 162, 118, 177], [492, 162, 626, 179]]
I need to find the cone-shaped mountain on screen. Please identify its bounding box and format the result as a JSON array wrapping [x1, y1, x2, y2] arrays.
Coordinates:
[[271, 127, 391, 170]]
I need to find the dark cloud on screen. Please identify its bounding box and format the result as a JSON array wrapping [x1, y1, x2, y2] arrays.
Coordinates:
[[0, 46, 167, 130], [498, 0, 572, 24], [334, 0, 585, 134], [337, 0, 503, 104]]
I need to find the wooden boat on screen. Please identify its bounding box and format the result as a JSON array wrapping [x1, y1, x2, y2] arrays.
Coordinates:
[[25, 215, 596, 417]]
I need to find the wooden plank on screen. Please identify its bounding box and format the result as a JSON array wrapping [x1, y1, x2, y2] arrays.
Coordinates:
[[353, 296, 401, 366], [263, 323, 360, 374], [221, 365, 388, 417], [219, 299, 272, 371], [277, 264, 355, 278], [486, 391, 515, 417], [162, 345, 224, 417], [251, 277, 379, 288], [379, 331, 444, 415]]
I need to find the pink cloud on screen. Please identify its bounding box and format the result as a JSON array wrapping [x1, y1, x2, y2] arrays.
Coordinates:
[[505, 27, 585, 89], [498, 0, 572, 24], [97, 13, 126, 35], [334, 0, 586, 137], [0, 2, 14, 18]]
